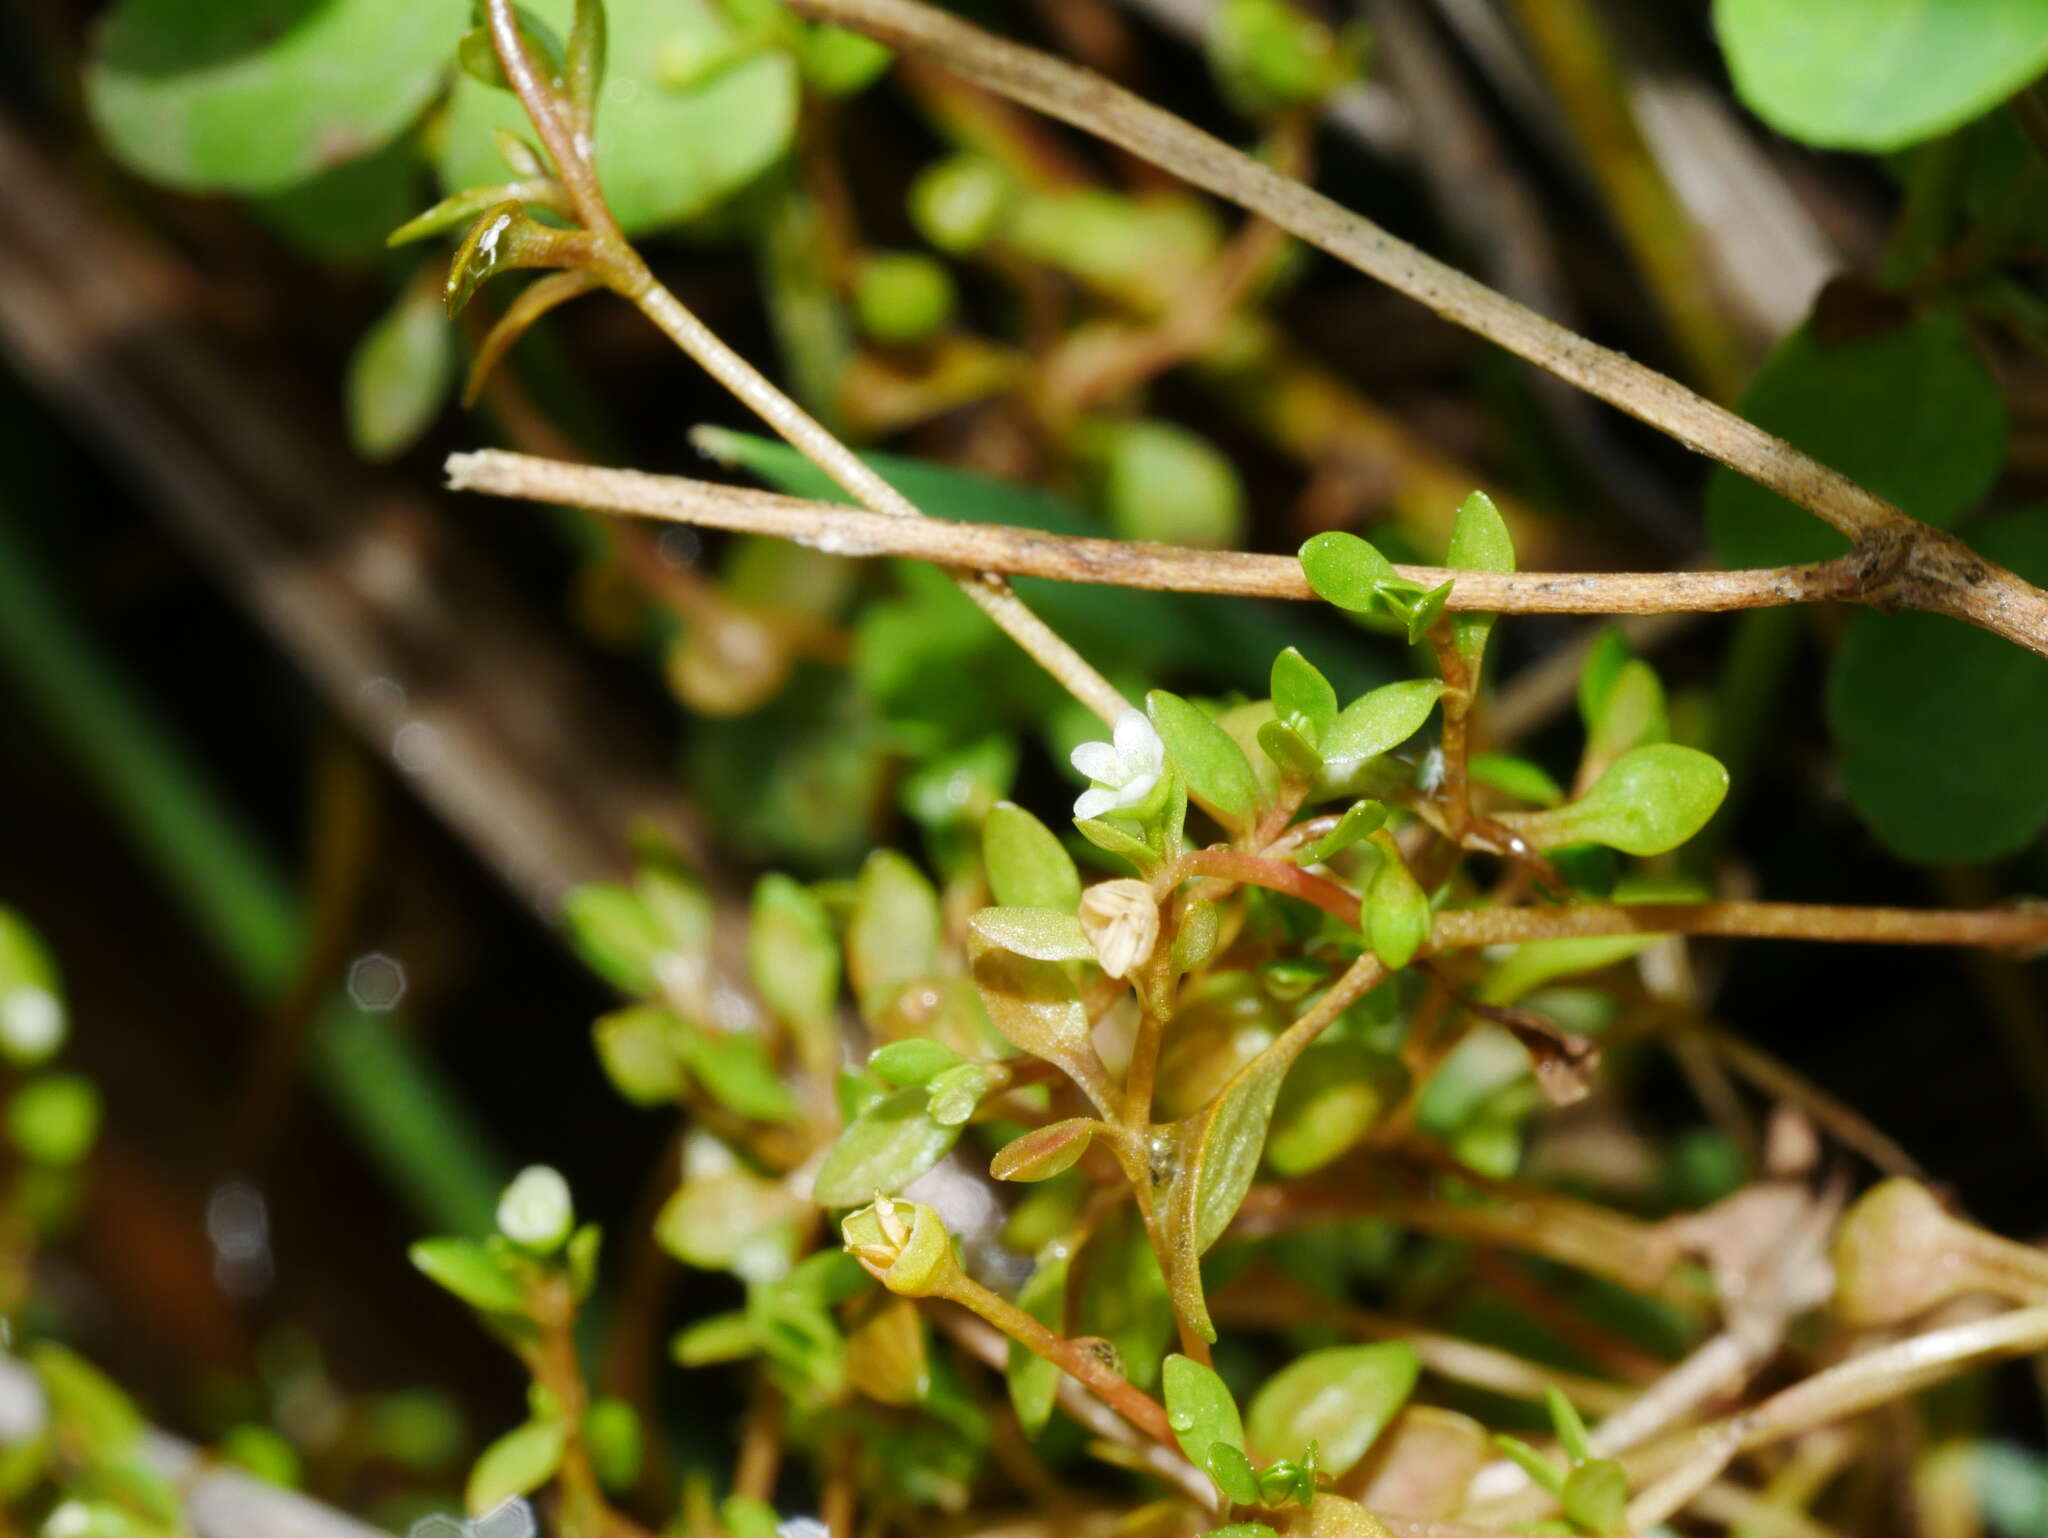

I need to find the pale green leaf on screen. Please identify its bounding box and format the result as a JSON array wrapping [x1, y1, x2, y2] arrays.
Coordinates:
[[810, 1088, 960, 1206], [1149, 690, 1262, 832], [466, 1419, 567, 1515], [984, 802, 1082, 911], [1246, 1342, 1418, 1475]]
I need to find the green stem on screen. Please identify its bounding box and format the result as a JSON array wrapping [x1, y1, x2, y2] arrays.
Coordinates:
[[0, 504, 503, 1235]]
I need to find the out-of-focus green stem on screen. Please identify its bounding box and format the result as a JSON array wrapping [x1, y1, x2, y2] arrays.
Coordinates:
[[1504, 0, 1749, 402], [0, 503, 502, 1235]]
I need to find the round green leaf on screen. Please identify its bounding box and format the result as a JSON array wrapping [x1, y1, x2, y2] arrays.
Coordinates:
[[86, 0, 464, 195], [1246, 1342, 1418, 1475], [1164, 1354, 1247, 1470], [1299, 531, 1401, 612], [1827, 508, 2048, 861], [437, 0, 798, 235], [1706, 308, 2006, 569], [1715, 0, 2048, 152], [1512, 745, 1729, 857]]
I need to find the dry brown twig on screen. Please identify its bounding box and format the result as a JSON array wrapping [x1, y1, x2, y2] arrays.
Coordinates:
[[745, 0, 2048, 660], [447, 450, 1907, 619]]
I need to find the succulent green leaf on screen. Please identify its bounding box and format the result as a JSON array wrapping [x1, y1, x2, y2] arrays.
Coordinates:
[[1364, 844, 1430, 971], [1562, 1458, 1629, 1536], [409, 1237, 527, 1314], [85, 0, 463, 195], [1165, 1037, 1302, 1339], [970, 941, 1114, 1102], [1272, 648, 1338, 741], [1510, 745, 1729, 857], [984, 802, 1083, 911], [1302, 800, 1387, 863], [1246, 1342, 1418, 1475], [869, 1038, 963, 1088], [1706, 307, 2005, 568], [924, 1062, 996, 1126], [1714, 0, 2048, 152], [675, 1026, 796, 1123], [969, 907, 1097, 963], [1494, 1435, 1568, 1497], [991, 1118, 1098, 1181], [566, 0, 608, 125], [655, 1171, 802, 1277], [671, 1311, 757, 1366], [1265, 1042, 1406, 1176], [592, 1004, 684, 1105], [811, 1088, 961, 1207], [345, 277, 454, 463], [1149, 690, 1262, 832], [1319, 680, 1444, 785], [1257, 718, 1324, 780], [848, 850, 941, 1002], [1098, 420, 1247, 548], [1074, 814, 1163, 874], [466, 1419, 567, 1515], [1164, 1354, 1247, 1472], [1208, 1442, 1265, 1506], [438, 0, 798, 236], [582, 1399, 641, 1493], [1827, 509, 2048, 862], [1576, 661, 1668, 787], [1444, 490, 1513, 672], [1299, 532, 1402, 613], [455, 10, 564, 92], [1547, 1386, 1594, 1464]]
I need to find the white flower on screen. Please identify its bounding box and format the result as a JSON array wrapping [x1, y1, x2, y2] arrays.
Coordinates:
[[1071, 710, 1165, 821], [1078, 880, 1160, 979], [497, 1165, 574, 1252]]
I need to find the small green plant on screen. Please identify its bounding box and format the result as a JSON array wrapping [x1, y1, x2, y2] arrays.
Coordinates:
[[41, 2, 2048, 1538]]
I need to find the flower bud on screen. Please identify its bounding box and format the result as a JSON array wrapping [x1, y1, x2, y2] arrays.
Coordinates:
[[497, 1165, 575, 1253], [1079, 879, 1161, 979], [840, 1194, 956, 1297], [1833, 1177, 2048, 1328]]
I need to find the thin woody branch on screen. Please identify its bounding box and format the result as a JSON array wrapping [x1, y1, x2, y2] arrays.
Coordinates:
[[444, 449, 1887, 617], [771, 0, 2048, 661], [479, 0, 1132, 726]]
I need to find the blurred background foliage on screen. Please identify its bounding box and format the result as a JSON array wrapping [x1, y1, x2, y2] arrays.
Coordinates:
[[5, 0, 2048, 1532]]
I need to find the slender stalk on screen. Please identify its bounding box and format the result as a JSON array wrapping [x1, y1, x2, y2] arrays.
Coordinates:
[[480, 0, 1128, 724], [773, 0, 2048, 659], [445, 449, 1899, 617], [1430, 901, 2048, 950], [1626, 1306, 2048, 1530], [941, 1272, 1176, 1444]]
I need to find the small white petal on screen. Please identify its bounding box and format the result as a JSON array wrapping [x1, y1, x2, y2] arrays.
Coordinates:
[[1071, 740, 1123, 785], [1110, 769, 1159, 810], [1113, 710, 1158, 764], [1074, 787, 1118, 821]]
